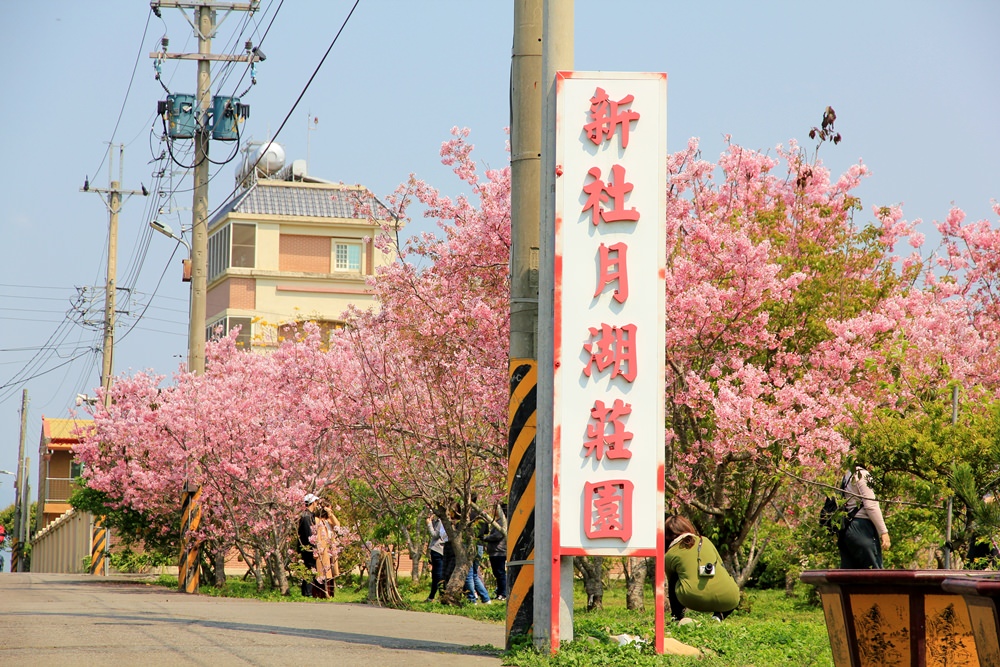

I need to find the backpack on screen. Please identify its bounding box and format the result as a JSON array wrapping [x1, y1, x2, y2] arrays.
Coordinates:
[[819, 472, 857, 535]]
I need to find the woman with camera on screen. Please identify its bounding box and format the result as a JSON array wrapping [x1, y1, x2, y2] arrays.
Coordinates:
[[664, 515, 740, 623]]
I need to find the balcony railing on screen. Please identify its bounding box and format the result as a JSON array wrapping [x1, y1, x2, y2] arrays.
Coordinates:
[[45, 477, 76, 503]]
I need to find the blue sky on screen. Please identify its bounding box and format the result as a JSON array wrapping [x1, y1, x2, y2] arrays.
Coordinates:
[[1, 1, 998, 541]]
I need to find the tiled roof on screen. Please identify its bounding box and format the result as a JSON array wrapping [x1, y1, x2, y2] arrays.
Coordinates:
[[41, 417, 93, 444], [211, 182, 392, 223]]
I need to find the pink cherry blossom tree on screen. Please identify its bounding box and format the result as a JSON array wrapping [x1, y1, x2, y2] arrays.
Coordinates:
[[339, 127, 512, 602], [661, 137, 911, 579], [76, 324, 354, 593]]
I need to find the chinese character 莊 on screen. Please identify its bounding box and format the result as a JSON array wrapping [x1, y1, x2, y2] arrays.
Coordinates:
[[584, 398, 633, 461]]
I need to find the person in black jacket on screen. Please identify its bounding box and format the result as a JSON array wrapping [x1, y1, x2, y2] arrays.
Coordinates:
[[482, 504, 508, 600], [298, 493, 321, 596]]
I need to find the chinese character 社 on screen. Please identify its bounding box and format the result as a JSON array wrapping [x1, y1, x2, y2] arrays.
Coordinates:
[[582, 164, 640, 226]]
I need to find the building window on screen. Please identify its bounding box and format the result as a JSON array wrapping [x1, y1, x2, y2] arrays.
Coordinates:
[[208, 225, 230, 280], [232, 223, 256, 268], [206, 316, 252, 349], [334, 241, 362, 272], [208, 222, 256, 280]]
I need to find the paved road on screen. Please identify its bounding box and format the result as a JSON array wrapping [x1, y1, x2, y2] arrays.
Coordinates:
[[0, 573, 506, 666]]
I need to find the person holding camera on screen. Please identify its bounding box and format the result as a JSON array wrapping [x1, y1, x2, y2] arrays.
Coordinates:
[[664, 515, 740, 623]]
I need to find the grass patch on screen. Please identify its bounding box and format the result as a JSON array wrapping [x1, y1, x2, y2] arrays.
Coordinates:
[[149, 574, 832, 666]]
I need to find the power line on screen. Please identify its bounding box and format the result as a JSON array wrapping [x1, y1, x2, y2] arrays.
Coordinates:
[[89, 10, 154, 182], [205, 0, 360, 222]]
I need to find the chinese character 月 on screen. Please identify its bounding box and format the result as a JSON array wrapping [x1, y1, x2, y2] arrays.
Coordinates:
[[595, 242, 629, 303]]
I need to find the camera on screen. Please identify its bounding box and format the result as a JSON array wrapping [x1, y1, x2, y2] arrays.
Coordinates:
[[698, 563, 715, 577]]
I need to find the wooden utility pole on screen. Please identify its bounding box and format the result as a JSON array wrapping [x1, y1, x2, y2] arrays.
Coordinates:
[[151, 0, 262, 594]]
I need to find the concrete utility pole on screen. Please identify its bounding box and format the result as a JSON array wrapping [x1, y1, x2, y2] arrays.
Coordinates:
[[151, 0, 261, 594], [506, 0, 543, 647], [536, 0, 574, 651], [12, 390, 27, 572]]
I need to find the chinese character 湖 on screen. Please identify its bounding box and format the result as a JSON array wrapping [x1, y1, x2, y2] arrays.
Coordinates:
[[582, 323, 637, 383]]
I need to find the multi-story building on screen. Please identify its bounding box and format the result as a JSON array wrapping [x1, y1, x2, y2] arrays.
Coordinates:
[[205, 154, 398, 348], [35, 417, 90, 529]]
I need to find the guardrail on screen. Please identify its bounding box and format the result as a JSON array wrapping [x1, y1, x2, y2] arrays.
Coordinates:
[[31, 508, 92, 573]]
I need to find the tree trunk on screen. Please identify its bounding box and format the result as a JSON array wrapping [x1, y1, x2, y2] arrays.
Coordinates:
[[214, 548, 227, 587], [623, 556, 647, 611], [785, 568, 798, 597], [575, 556, 604, 611], [271, 551, 289, 595], [440, 533, 470, 607], [400, 525, 422, 584]]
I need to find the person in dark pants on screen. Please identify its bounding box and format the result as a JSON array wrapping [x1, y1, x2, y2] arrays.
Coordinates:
[[425, 514, 448, 601], [482, 504, 508, 600], [297, 493, 320, 596], [837, 466, 890, 569]]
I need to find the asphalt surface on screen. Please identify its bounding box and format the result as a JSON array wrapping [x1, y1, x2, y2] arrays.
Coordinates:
[[0, 573, 506, 666]]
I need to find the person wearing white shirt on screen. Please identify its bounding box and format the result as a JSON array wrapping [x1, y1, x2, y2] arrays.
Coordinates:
[[839, 466, 890, 569]]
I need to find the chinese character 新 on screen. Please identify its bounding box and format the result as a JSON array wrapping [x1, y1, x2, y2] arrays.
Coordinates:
[[584, 480, 634, 541], [584, 87, 640, 148], [595, 242, 629, 303], [582, 164, 639, 226], [584, 398, 633, 461], [582, 323, 637, 383]]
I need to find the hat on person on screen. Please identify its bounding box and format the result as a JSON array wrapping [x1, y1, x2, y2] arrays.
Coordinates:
[[303, 493, 320, 505]]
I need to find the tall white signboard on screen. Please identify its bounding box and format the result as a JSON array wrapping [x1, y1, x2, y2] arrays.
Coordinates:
[[553, 71, 666, 557]]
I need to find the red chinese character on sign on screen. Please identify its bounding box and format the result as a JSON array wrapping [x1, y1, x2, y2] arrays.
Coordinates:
[[584, 87, 640, 148], [584, 398, 633, 461], [595, 242, 629, 303], [582, 165, 639, 226], [584, 480, 634, 541], [583, 323, 637, 383]]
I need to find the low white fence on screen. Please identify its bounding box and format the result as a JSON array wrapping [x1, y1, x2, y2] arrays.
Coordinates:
[[31, 508, 92, 573]]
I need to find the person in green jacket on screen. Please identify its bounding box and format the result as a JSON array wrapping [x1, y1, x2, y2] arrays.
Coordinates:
[[664, 515, 740, 623]]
